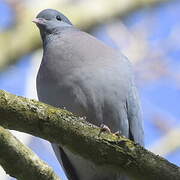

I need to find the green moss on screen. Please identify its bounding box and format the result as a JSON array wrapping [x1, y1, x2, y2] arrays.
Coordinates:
[[1, 90, 180, 180]]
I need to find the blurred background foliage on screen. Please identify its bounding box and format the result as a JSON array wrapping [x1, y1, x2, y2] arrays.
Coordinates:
[[0, 0, 179, 179]]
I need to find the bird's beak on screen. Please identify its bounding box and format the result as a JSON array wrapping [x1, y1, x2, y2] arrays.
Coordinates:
[[32, 18, 46, 25]]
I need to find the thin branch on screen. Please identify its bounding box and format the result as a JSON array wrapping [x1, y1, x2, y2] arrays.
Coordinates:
[[0, 126, 60, 180], [149, 127, 180, 156], [0, 90, 179, 180]]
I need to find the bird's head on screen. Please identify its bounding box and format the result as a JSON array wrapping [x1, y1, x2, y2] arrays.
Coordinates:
[[33, 9, 73, 38]]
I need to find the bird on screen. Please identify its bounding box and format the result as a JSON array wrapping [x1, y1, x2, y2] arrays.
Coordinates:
[[33, 8, 144, 180]]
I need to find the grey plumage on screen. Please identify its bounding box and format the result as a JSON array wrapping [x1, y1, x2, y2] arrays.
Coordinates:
[[34, 9, 144, 180]]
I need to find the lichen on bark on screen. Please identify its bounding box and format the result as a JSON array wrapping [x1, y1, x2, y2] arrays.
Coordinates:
[[0, 90, 180, 180]]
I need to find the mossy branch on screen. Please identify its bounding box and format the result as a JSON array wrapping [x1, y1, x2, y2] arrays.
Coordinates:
[[0, 126, 60, 180], [0, 90, 179, 180]]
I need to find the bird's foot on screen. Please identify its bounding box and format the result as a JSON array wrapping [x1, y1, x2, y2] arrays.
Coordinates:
[[114, 130, 123, 137], [98, 124, 111, 137], [98, 124, 123, 137], [100, 124, 111, 133]]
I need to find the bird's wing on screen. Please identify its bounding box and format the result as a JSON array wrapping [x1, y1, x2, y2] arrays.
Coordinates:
[[51, 143, 79, 180], [126, 84, 144, 146]]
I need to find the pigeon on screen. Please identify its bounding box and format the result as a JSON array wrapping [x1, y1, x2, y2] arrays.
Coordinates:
[[33, 9, 144, 180]]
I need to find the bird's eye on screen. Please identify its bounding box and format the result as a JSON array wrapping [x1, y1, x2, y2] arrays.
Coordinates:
[[56, 15, 62, 21]]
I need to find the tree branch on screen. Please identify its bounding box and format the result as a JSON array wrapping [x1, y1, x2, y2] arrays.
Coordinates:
[[0, 125, 60, 180], [0, 89, 179, 180]]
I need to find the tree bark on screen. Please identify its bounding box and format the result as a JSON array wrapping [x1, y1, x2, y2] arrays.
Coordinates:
[[0, 126, 60, 180], [0, 90, 179, 180]]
